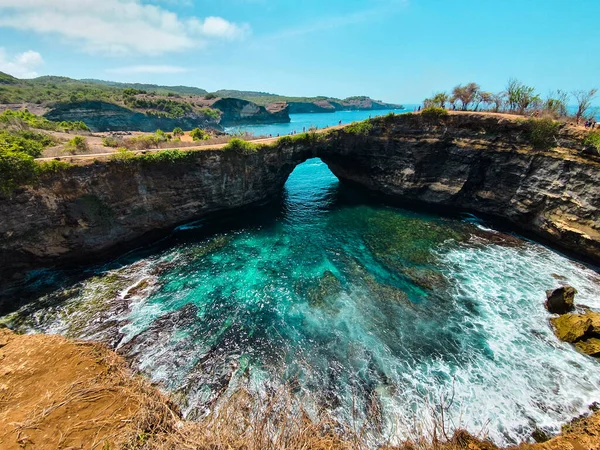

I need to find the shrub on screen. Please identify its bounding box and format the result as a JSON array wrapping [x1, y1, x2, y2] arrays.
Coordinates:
[[0, 130, 56, 157], [223, 138, 257, 154], [277, 136, 294, 147], [345, 121, 374, 136], [102, 136, 120, 148], [527, 118, 560, 149], [172, 127, 184, 138], [37, 159, 72, 175], [137, 149, 194, 164], [204, 93, 217, 100], [421, 107, 449, 121], [124, 131, 169, 150], [583, 131, 600, 150], [190, 128, 209, 141], [64, 136, 89, 155], [0, 149, 37, 193], [109, 147, 136, 163]]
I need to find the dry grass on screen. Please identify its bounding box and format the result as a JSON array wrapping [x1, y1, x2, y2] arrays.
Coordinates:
[[1, 329, 596, 450]]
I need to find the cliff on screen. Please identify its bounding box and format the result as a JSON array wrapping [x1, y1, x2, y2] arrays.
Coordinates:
[[0, 112, 598, 283], [321, 113, 600, 264], [43, 99, 291, 132], [44, 101, 220, 132], [213, 98, 290, 126], [287, 97, 402, 114]]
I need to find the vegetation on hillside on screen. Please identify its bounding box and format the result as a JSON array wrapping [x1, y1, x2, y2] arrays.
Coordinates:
[[0, 109, 89, 132], [0, 73, 222, 122], [212, 90, 396, 108], [81, 78, 208, 96]]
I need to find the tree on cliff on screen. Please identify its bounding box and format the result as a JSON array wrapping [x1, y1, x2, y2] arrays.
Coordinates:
[[544, 90, 570, 118], [573, 89, 598, 121], [451, 83, 480, 110], [490, 93, 505, 112], [474, 91, 493, 111], [506, 78, 539, 114], [431, 92, 449, 108]]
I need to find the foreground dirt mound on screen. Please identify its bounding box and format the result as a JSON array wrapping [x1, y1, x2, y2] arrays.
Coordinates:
[[0, 328, 599, 450], [0, 329, 161, 449]]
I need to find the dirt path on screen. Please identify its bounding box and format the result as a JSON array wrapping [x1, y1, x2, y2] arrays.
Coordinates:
[[36, 125, 347, 163]]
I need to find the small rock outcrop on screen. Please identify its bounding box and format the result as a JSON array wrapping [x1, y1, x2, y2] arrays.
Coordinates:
[[551, 311, 600, 357], [545, 285, 577, 314]]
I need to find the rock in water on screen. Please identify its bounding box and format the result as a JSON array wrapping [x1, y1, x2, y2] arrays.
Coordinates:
[[545, 285, 577, 314], [551, 311, 600, 358], [551, 313, 593, 343]]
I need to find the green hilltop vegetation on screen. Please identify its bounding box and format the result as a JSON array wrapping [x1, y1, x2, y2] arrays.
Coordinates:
[[0, 71, 399, 114], [81, 79, 208, 96], [213, 90, 396, 108], [0, 72, 220, 121]]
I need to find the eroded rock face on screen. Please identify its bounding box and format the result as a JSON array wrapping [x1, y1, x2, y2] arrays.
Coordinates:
[[0, 144, 315, 282], [213, 98, 290, 126], [321, 113, 600, 264], [545, 286, 577, 315], [44, 101, 220, 132]]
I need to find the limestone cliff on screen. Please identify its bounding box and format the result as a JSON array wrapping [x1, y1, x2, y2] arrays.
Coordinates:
[[44, 101, 220, 132], [213, 98, 290, 126], [320, 114, 600, 263], [0, 113, 598, 281]]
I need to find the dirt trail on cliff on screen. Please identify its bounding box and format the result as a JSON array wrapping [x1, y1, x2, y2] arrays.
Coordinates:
[[34, 124, 347, 162], [1, 329, 599, 449]]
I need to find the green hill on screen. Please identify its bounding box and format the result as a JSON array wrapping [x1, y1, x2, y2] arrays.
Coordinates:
[[81, 79, 208, 96]]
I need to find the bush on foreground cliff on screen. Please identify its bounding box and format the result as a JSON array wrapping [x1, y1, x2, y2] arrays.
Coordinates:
[[0, 150, 71, 194], [421, 107, 449, 121], [109, 147, 195, 165], [584, 132, 600, 152], [277, 132, 326, 148], [223, 138, 258, 154], [527, 118, 561, 150], [345, 120, 374, 136]]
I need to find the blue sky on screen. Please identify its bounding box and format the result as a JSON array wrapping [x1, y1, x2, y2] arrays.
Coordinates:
[[0, 0, 598, 103]]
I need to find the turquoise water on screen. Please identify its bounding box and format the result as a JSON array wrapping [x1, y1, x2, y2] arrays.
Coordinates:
[[225, 107, 413, 136], [2, 159, 600, 446]]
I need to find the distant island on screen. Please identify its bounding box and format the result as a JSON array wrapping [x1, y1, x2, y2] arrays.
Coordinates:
[[0, 72, 402, 132]]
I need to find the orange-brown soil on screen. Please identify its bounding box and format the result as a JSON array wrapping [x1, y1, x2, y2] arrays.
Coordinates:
[[0, 329, 600, 450], [1, 326, 600, 450]]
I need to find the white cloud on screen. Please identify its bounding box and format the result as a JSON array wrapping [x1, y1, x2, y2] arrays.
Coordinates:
[[0, 48, 44, 78], [106, 64, 189, 74], [0, 0, 250, 56]]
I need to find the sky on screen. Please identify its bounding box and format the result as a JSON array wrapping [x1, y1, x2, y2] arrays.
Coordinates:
[[0, 0, 598, 104]]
